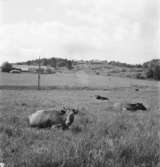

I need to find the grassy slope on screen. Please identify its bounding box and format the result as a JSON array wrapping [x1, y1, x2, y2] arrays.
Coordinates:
[[75, 61, 144, 78], [0, 76, 160, 167]]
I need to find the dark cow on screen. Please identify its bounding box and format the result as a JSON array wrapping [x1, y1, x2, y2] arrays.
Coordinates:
[[123, 103, 147, 112], [95, 95, 109, 100]]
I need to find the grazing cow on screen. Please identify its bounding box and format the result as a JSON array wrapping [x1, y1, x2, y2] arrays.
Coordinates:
[[28, 107, 78, 129]]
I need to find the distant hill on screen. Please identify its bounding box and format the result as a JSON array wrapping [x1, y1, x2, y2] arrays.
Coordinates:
[[15, 57, 143, 69], [14, 58, 160, 80]]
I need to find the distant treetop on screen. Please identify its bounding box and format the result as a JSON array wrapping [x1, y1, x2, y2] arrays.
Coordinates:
[[1, 62, 13, 72]]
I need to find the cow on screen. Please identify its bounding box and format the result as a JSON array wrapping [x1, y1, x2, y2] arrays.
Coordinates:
[[95, 95, 109, 100], [123, 103, 147, 112], [112, 102, 147, 112], [28, 107, 78, 129]]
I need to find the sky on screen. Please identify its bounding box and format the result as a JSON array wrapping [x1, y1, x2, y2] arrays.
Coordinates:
[[0, 0, 159, 65]]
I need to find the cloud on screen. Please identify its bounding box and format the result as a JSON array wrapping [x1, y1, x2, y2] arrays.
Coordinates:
[[35, 7, 45, 14], [0, 0, 159, 64]]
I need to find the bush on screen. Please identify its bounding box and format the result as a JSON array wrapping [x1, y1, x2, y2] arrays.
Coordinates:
[[136, 72, 146, 79], [144, 60, 160, 80], [1, 62, 13, 72], [146, 64, 160, 80]]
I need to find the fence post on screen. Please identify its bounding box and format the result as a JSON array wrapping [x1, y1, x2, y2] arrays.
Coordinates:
[[38, 56, 41, 90]]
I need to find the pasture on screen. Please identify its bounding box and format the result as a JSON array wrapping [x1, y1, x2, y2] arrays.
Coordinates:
[[0, 72, 158, 89], [0, 72, 160, 167]]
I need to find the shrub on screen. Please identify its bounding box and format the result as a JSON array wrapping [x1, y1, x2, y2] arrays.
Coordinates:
[[136, 72, 146, 79], [1, 62, 13, 72], [145, 65, 160, 80], [144, 60, 160, 80]]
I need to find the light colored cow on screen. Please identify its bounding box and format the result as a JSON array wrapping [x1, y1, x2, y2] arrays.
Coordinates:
[[28, 107, 78, 129]]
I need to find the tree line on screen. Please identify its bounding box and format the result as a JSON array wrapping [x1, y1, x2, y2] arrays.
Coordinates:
[[17, 57, 75, 70], [1, 58, 160, 80]]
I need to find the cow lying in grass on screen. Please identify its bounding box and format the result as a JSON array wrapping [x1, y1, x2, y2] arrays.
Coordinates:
[[95, 95, 109, 100], [122, 102, 147, 112], [28, 107, 78, 130], [112, 102, 147, 112]]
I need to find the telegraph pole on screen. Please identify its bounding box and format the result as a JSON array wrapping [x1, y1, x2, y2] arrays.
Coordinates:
[[38, 56, 41, 90]]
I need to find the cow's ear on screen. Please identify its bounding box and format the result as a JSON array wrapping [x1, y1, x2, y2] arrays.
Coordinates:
[[63, 105, 68, 110], [60, 109, 66, 114]]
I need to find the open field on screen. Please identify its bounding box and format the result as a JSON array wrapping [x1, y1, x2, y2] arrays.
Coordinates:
[[0, 72, 158, 89], [0, 73, 160, 167]]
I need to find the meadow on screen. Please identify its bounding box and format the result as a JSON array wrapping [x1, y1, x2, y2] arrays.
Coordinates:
[[0, 72, 160, 167], [0, 72, 157, 89]]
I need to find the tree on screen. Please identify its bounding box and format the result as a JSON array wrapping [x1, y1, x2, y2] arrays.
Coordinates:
[[144, 60, 160, 80], [26, 61, 32, 65], [42, 59, 48, 66], [67, 60, 73, 70], [50, 58, 57, 68], [153, 64, 160, 80], [1, 62, 13, 72]]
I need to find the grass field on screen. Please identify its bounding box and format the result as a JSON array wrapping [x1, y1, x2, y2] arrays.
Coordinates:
[[0, 72, 160, 167], [0, 72, 158, 89]]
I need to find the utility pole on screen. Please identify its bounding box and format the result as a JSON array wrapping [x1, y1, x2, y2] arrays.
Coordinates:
[[38, 56, 41, 90]]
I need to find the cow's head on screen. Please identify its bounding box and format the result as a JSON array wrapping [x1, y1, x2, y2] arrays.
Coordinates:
[[62, 106, 79, 115], [65, 110, 74, 127], [62, 108, 79, 129]]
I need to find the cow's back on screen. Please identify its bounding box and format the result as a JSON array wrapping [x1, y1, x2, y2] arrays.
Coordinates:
[[28, 110, 45, 126], [28, 109, 65, 128]]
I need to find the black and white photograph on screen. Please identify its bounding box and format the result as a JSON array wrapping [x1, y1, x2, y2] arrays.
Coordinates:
[[0, 0, 160, 166]]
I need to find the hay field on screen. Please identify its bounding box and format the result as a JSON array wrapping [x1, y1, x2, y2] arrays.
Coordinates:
[[0, 72, 160, 167]]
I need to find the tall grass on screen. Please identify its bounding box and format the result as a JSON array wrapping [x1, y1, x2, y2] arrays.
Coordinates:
[[1, 113, 160, 167]]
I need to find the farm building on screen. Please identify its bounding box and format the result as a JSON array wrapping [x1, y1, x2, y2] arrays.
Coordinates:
[[13, 65, 55, 73]]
